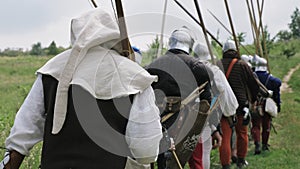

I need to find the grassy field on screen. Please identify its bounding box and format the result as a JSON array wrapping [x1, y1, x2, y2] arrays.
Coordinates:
[[0, 52, 300, 168], [0, 56, 51, 168]]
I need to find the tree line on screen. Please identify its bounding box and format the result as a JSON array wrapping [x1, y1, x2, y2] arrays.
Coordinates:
[[1, 8, 300, 59], [0, 41, 68, 57]]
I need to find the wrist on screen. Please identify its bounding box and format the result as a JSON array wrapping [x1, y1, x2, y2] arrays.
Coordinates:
[[0, 151, 10, 169]]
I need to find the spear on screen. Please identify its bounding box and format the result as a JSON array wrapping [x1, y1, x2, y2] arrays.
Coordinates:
[[207, 9, 252, 55], [245, 0, 258, 54], [256, 0, 271, 72], [157, 0, 168, 58], [115, 0, 135, 61], [90, 0, 98, 8], [223, 0, 240, 56], [245, 0, 264, 57], [250, 0, 264, 57], [193, 0, 216, 64], [257, 0, 265, 36], [173, 0, 223, 47]]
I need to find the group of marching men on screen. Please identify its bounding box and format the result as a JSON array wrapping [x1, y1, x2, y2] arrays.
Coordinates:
[[0, 7, 281, 169]]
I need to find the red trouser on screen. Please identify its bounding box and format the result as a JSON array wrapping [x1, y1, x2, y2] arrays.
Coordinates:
[[189, 141, 204, 169], [251, 112, 271, 145], [219, 115, 248, 166]]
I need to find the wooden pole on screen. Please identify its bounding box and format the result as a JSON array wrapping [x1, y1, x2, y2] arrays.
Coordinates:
[[157, 0, 168, 58], [250, 0, 264, 57], [245, 0, 261, 55], [90, 0, 98, 8], [256, 0, 271, 72], [193, 0, 216, 64], [223, 0, 240, 56], [173, 0, 223, 47], [257, 0, 265, 36], [115, 0, 135, 61], [207, 9, 252, 55], [172, 151, 183, 169]]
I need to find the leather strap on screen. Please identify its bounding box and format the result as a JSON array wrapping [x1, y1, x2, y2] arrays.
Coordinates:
[[226, 58, 238, 79]]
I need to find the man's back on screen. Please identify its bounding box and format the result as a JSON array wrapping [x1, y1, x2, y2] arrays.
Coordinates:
[[147, 49, 211, 102], [218, 56, 259, 111]]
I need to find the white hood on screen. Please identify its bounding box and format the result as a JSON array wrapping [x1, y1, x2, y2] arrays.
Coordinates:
[[37, 8, 157, 134]]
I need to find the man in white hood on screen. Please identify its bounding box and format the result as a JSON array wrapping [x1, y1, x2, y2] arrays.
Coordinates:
[[1, 8, 162, 169], [189, 42, 238, 169]]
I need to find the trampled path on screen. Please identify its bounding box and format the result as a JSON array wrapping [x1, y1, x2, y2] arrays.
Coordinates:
[[280, 63, 300, 93]]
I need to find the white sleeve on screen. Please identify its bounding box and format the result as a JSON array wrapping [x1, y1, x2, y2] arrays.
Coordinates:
[[5, 74, 45, 156], [125, 86, 162, 164], [212, 66, 239, 116]]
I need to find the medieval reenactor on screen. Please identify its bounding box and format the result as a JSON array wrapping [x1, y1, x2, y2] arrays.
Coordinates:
[[147, 26, 212, 169], [251, 56, 281, 154], [189, 42, 239, 169], [1, 8, 162, 169], [217, 40, 260, 169]]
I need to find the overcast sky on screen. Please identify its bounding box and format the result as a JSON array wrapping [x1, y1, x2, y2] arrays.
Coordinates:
[[0, 0, 299, 51]]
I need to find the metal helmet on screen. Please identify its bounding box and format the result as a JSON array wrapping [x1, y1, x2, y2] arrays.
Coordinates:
[[251, 54, 260, 67], [255, 56, 268, 71], [248, 55, 253, 63], [168, 26, 194, 54], [241, 54, 250, 62], [241, 54, 252, 67], [222, 40, 237, 53], [193, 42, 210, 61]]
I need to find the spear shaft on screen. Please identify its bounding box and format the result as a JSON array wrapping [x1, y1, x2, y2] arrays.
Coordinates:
[[193, 0, 216, 64], [207, 9, 252, 55], [250, 0, 264, 57], [257, 0, 265, 35], [115, 0, 135, 61], [173, 0, 223, 47], [157, 0, 168, 58], [256, 0, 271, 73], [245, 0, 259, 55], [90, 0, 98, 8], [223, 0, 240, 56]]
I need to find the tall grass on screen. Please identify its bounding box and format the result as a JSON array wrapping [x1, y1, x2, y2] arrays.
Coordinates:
[[0, 56, 51, 168]]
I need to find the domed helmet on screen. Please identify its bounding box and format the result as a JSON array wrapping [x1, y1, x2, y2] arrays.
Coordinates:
[[168, 26, 194, 54], [255, 56, 268, 72], [222, 40, 237, 53]]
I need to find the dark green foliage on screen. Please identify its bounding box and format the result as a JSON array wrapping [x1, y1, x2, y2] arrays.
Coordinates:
[[289, 7, 300, 38], [237, 32, 246, 43], [0, 42, 67, 57], [276, 30, 292, 41], [0, 48, 27, 57], [46, 41, 59, 56], [30, 42, 43, 56], [146, 35, 160, 60], [142, 35, 167, 66]]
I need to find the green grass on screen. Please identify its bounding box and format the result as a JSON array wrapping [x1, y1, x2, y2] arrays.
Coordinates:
[[0, 51, 300, 168], [0, 56, 51, 169]]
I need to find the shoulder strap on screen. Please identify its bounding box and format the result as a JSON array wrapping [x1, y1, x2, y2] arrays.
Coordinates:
[[265, 75, 271, 86], [226, 58, 238, 79]]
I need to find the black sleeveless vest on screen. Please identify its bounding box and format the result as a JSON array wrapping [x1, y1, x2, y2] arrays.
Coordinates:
[[40, 75, 133, 169]]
